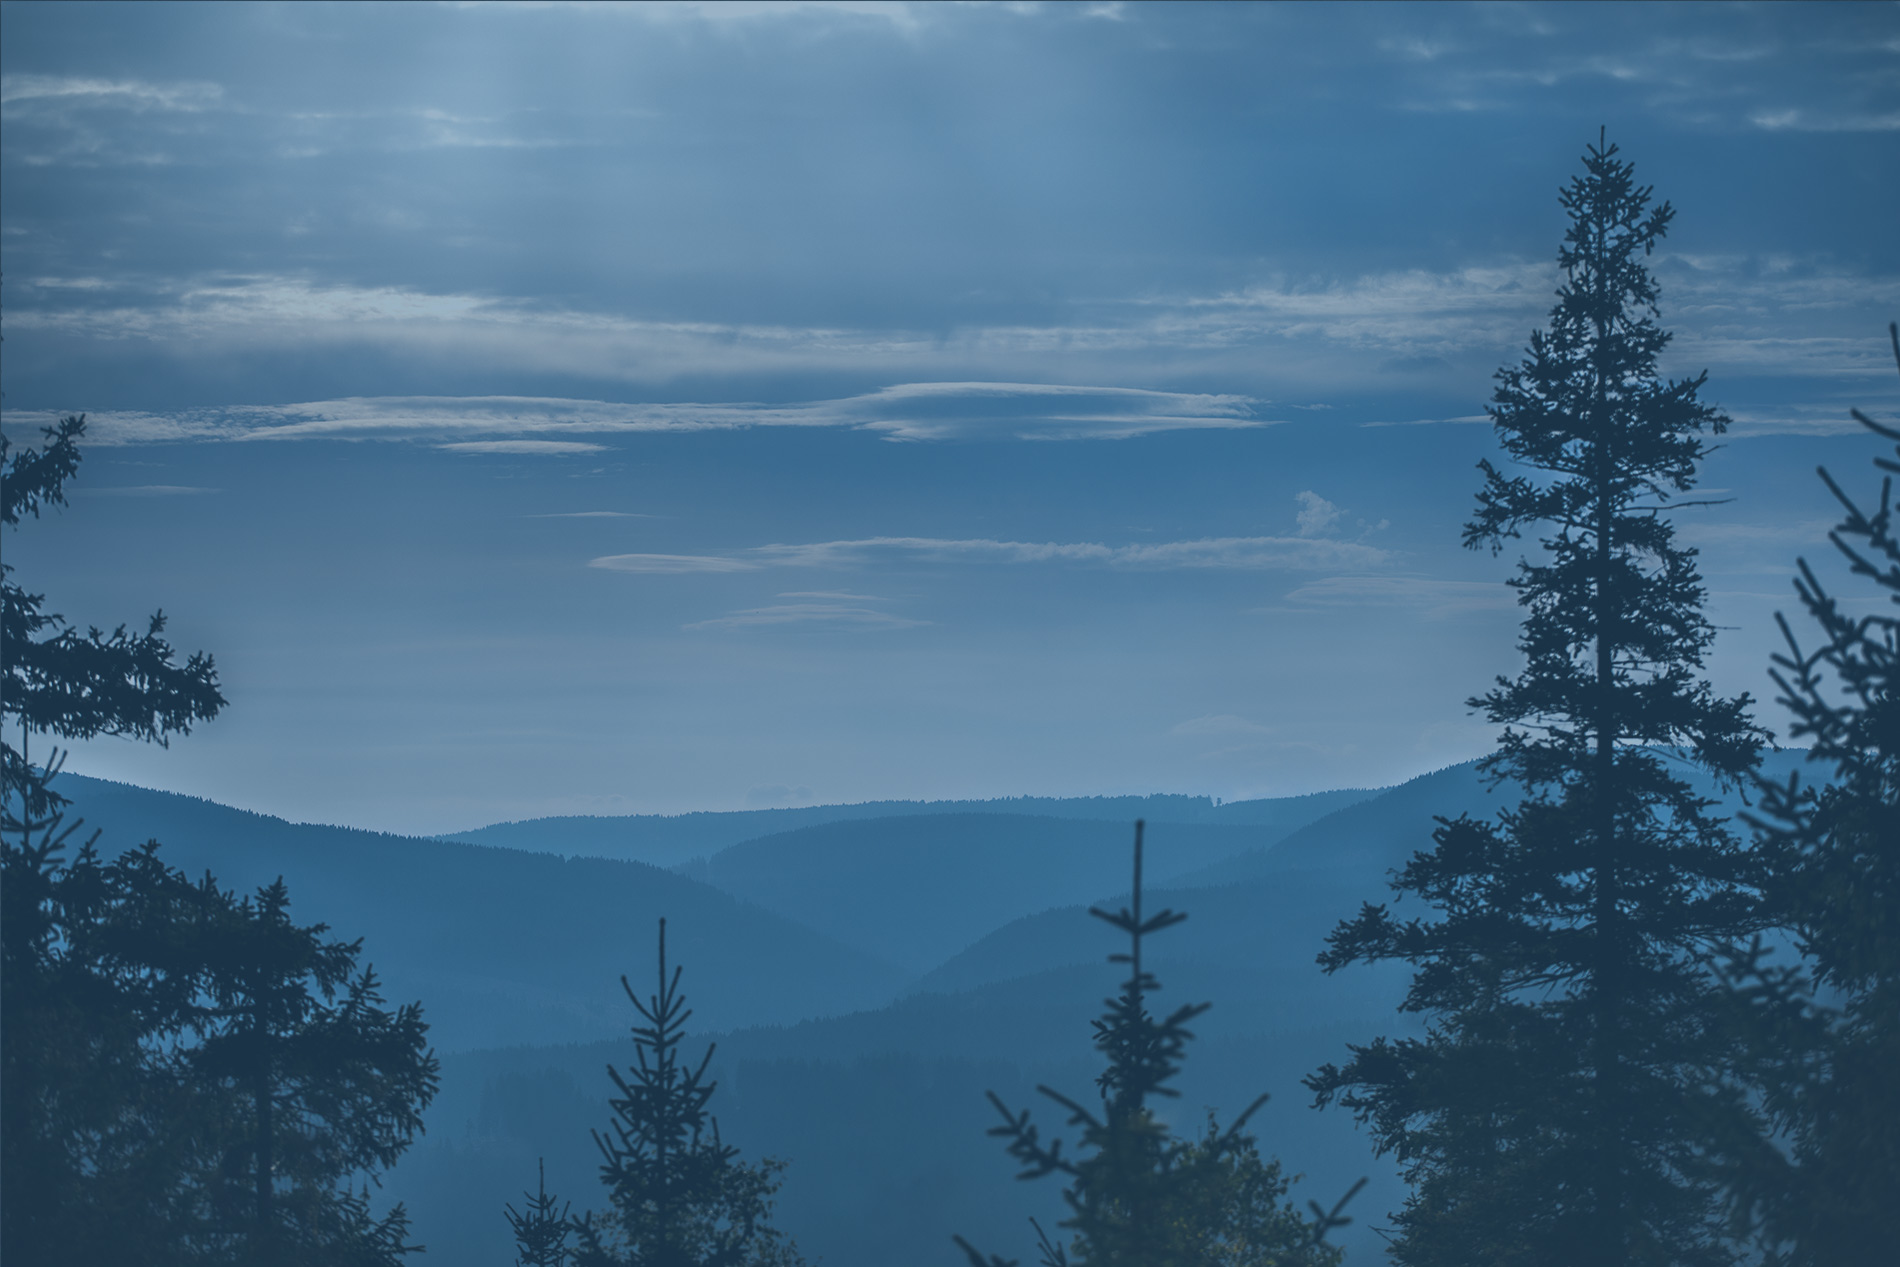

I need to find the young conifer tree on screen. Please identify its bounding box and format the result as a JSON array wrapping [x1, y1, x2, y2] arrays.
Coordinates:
[[509, 1157, 576, 1267], [1308, 136, 1767, 1267], [1719, 324, 1900, 1263], [958, 821, 1354, 1267], [575, 919, 803, 1267]]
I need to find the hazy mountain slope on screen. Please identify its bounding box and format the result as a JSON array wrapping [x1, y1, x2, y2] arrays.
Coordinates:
[[53, 774, 908, 1051], [685, 812, 1286, 973], [1170, 748, 1810, 890], [439, 786, 1378, 869], [387, 889, 1416, 1267], [1169, 760, 1498, 887], [919, 750, 1810, 997]]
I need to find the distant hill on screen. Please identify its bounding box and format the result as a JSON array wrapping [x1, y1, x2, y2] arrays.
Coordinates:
[[387, 864, 1422, 1267], [921, 750, 1814, 998], [686, 812, 1290, 973], [439, 786, 1378, 869], [58, 756, 1809, 1267], [52, 773, 908, 1052]]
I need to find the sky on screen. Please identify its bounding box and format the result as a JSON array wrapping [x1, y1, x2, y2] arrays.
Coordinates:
[[3, 0, 1897, 835]]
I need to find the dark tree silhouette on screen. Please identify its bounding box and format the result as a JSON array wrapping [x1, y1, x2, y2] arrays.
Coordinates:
[[2, 833, 222, 1263], [957, 820, 1353, 1267], [2, 414, 225, 835], [1, 414, 435, 1265], [188, 876, 439, 1264], [508, 1158, 575, 1267], [1717, 323, 1900, 1264], [576, 919, 803, 1267], [1308, 136, 1768, 1267]]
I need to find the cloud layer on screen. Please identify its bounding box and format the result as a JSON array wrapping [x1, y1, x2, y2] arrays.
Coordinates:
[[6, 383, 1264, 446], [590, 534, 1390, 575]]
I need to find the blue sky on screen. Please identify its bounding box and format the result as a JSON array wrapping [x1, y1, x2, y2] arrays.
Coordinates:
[[3, 0, 1896, 834]]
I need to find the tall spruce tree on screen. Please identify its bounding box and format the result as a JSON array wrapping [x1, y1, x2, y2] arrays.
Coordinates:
[[576, 920, 803, 1267], [1307, 136, 1767, 1267], [2, 414, 437, 1265], [189, 877, 439, 1264], [1717, 323, 1900, 1263], [958, 821, 1353, 1267]]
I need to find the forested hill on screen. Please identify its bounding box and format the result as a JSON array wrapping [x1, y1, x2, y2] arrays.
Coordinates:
[[439, 785, 1379, 869], [51, 773, 909, 1050]]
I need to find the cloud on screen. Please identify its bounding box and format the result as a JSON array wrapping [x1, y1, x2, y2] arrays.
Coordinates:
[[437, 440, 608, 455], [525, 510, 652, 518], [1279, 575, 1517, 617], [684, 602, 929, 631], [1168, 714, 1273, 739], [589, 554, 759, 574], [1675, 518, 1838, 548], [21, 382, 1263, 447], [1294, 491, 1342, 537], [71, 484, 220, 497], [0, 75, 225, 112], [1749, 108, 1900, 133], [775, 590, 888, 601], [592, 534, 1390, 574], [847, 381, 1260, 441], [9, 254, 1892, 406]]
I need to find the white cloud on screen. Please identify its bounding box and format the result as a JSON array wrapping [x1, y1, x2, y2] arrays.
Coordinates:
[[684, 602, 929, 631], [10, 258, 1888, 421], [22, 382, 1262, 447], [1168, 714, 1273, 739], [1749, 108, 1900, 133], [437, 440, 608, 455], [1294, 490, 1342, 537], [0, 75, 225, 111], [592, 534, 1389, 574], [776, 590, 888, 601], [70, 484, 220, 497], [1279, 575, 1518, 617], [525, 510, 651, 517], [589, 554, 760, 574]]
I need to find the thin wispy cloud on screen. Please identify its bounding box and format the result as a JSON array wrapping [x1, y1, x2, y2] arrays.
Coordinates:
[[437, 440, 608, 455], [12, 256, 1885, 404], [592, 534, 1390, 575], [524, 510, 652, 518], [70, 484, 221, 497], [1168, 714, 1274, 739], [1278, 575, 1518, 618], [586, 553, 759, 574], [0, 75, 225, 111], [1749, 108, 1900, 133], [684, 602, 929, 632], [17, 383, 1262, 447]]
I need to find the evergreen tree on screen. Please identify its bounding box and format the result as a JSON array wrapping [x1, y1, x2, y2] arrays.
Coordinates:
[[508, 1158, 575, 1267], [1, 414, 436, 1265], [2, 414, 225, 836], [576, 919, 804, 1267], [3, 412, 232, 1264], [1717, 323, 1900, 1263], [1307, 136, 1767, 1267], [188, 876, 439, 1264], [958, 821, 1353, 1267]]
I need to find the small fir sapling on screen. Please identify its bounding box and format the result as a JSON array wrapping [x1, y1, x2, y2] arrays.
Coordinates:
[[957, 820, 1356, 1267]]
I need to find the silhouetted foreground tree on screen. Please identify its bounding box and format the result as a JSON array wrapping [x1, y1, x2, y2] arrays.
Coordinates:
[[1309, 136, 1767, 1266], [1716, 324, 1900, 1264], [575, 919, 804, 1267], [958, 821, 1355, 1267], [509, 1158, 576, 1267], [2, 415, 437, 1264], [2, 414, 225, 835]]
